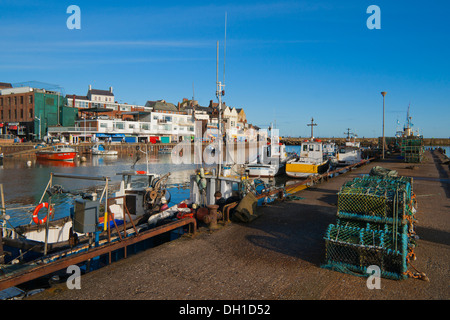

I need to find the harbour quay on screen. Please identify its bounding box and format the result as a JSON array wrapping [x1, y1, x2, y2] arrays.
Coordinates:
[[28, 149, 449, 300]]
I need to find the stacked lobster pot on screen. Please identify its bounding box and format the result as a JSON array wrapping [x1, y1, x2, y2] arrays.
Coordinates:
[[322, 174, 422, 280]]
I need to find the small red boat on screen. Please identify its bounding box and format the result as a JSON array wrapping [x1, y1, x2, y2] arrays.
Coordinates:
[[36, 146, 77, 161]]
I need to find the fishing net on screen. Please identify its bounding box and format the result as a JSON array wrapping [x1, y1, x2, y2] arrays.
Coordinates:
[[337, 176, 415, 225], [322, 175, 419, 280], [401, 137, 424, 163]]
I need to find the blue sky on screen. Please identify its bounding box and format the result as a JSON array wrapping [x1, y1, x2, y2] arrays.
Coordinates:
[[0, 0, 449, 138]]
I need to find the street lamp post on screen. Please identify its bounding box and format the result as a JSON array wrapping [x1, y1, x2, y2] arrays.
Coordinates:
[[381, 91, 387, 159]]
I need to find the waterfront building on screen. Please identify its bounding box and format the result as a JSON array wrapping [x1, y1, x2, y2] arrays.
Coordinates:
[[0, 84, 77, 140], [0, 81, 253, 145], [67, 85, 146, 120], [49, 98, 195, 144]]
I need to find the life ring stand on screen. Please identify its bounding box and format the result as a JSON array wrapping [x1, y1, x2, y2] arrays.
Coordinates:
[[33, 202, 51, 225]]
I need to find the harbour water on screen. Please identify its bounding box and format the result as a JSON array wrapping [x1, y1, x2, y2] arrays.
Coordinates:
[[0, 150, 287, 227], [1, 144, 447, 227], [0, 153, 199, 227]]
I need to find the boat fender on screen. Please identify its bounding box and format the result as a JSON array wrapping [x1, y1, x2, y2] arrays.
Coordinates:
[[32, 202, 51, 225]]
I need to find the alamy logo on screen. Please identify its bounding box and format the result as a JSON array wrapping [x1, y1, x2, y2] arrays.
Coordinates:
[[170, 121, 280, 166], [66, 265, 81, 289], [366, 265, 381, 289], [366, 5, 381, 30], [66, 5, 81, 30]]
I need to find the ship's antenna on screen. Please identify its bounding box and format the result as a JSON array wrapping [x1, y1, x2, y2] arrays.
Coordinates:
[[216, 41, 219, 88], [223, 12, 227, 85]]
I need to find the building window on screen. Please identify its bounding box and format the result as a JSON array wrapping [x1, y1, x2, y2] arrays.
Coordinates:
[[20, 109, 23, 119], [29, 108, 33, 118], [20, 96, 24, 104], [29, 96, 33, 104]]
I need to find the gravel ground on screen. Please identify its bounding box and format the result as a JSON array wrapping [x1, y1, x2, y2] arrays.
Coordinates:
[[28, 150, 449, 301]]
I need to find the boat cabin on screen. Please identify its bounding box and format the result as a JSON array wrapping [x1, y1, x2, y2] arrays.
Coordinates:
[[299, 140, 324, 161]]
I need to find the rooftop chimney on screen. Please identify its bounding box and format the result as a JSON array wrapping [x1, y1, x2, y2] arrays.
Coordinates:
[[109, 86, 113, 93], [88, 84, 92, 91]]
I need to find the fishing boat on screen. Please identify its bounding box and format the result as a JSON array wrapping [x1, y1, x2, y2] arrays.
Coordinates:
[[285, 118, 329, 178], [0, 168, 198, 294], [36, 146, 77, 161], [322, 141, 337, 159], [286, 139, 329, 178], [245, 143, 293, 177], [332, 131, 362, 167], [91, 144, 118, 156], [334, 144, 362, 166]]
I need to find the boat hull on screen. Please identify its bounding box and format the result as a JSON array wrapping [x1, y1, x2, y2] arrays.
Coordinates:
[[285, 161, 329, 178], [246, 163, 285, 177], [36, 152, 77, 161]]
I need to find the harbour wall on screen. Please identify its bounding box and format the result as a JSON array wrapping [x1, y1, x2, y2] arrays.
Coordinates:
[[1, 137, 449, 157], [280, 137, 450, 146]]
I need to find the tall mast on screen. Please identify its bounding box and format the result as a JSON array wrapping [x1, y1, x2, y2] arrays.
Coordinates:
[[307, 117, 317, 139], [344, 128, 352, 140], [216, 13, 227, 180]]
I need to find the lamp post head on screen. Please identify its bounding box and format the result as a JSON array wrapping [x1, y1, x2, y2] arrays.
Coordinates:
[[381, 91, 387, 97]]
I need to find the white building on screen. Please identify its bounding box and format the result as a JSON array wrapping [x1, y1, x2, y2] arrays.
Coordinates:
[[49, 99, 195, 143]]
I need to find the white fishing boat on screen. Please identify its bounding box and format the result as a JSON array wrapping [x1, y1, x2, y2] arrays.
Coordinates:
[[332, 131, 362, 166], [245, 143, 293, 177], [334, 145, 363, 166], [322, 141, 337, 159], [91, 144, 118, 156]]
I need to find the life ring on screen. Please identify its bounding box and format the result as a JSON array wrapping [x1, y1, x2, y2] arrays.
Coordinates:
[[33, 202, 50, 225]]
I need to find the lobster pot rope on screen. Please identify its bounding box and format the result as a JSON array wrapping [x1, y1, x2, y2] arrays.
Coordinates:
[[322, 174, 421, 280]]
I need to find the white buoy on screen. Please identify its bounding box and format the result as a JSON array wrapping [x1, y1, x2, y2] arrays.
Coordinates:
[[26, 160, 32, 167], [80, 156, 87, 162]]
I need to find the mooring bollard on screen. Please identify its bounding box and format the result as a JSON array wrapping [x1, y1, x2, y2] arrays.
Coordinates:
[[205, 204, 220, 230]]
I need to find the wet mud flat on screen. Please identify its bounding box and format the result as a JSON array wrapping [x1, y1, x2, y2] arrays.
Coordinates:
[[29, 150, 449, 300]]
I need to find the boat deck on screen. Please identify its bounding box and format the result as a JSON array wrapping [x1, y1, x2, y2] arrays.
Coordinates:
[[27, 150, 450, 300]]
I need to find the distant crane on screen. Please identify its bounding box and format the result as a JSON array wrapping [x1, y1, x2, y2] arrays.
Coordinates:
[[405, 103, 413, 130]]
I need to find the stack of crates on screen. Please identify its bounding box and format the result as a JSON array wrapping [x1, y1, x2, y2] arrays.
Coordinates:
[[401, 136, 424, 163], [322, 175, 418, 279]]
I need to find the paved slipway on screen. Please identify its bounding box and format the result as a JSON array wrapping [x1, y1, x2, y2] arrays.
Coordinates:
[[30, 151, 449, 300]]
